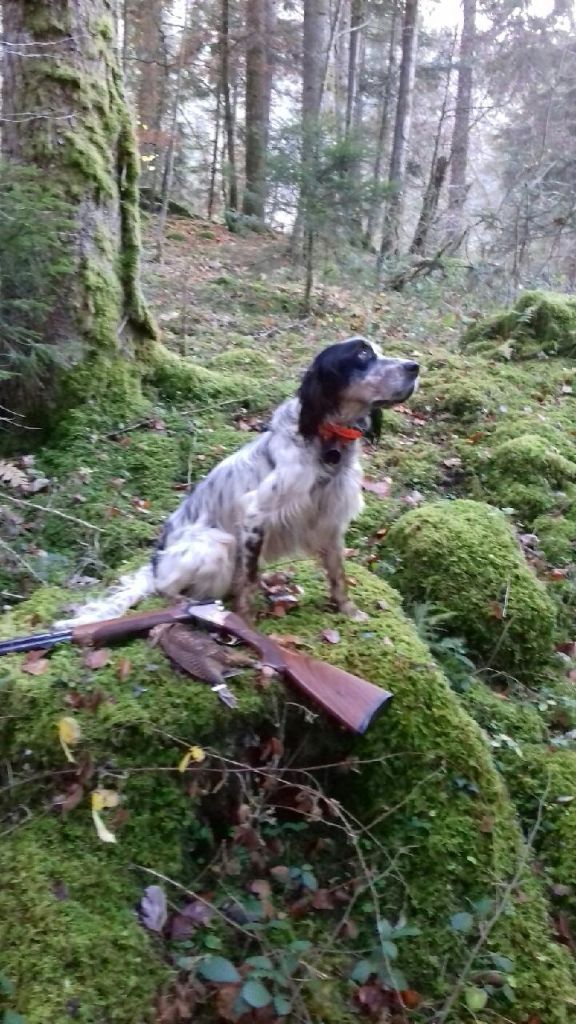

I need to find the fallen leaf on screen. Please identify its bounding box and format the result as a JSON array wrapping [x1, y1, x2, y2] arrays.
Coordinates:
[[83, 648, 110, 670], [321, 628, 340, 645], [91, 808, 117, 843], [250, 879, 272, 899], [117, 657, 132, 681], [270, 865, 290, 884], [403, 489, 424, 506], [401, 990, 422, 1009], [338, 918, 359, 939], [92, 788, 120, 810], [54, 782, 84, 814], [551, 883, 572, 897], [51, 879, 70, 901], [311, 888, 335, 910], [22, 649, 50, 675], [178, 745, 206, 772], [58, 716, 82, 763], [489, 601, 505, 620], [479, 815, 495, 833], [256, 664, 278, 689], [140, 884, 168, 932], [362, 477, 392, 499]]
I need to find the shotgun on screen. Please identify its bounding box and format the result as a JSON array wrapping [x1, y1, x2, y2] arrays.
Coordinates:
[[0, 602, 392, 734]]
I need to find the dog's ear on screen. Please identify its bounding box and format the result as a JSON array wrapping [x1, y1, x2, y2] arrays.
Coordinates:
[[365, 408, 383, 443], [298, 365, 336, 439]]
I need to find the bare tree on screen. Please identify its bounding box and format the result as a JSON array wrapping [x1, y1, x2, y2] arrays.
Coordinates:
[[363, 1, 399, 248], [156, 0, 192, 260], [221, 0, 239, 212], [301, 0, 330, 307], [243, 0, 275, 220], [378, 0, 419, 264], [445, 0, 476, 249]]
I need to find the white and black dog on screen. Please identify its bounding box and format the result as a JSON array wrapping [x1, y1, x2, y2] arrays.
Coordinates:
[[57, 338, 419, 626]]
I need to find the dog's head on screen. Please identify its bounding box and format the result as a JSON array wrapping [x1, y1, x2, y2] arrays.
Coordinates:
[[298, 337, 419, 440]]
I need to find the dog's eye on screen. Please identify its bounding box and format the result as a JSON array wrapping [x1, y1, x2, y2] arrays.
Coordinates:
[[356, 346, 372, 363]]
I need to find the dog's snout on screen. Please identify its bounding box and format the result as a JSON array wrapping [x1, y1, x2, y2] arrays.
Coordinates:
[[405, 361, 420, 377]]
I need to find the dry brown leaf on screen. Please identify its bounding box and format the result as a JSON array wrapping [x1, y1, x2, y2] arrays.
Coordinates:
[[362, 477, 392, 499], [83, 648, 111, 670], [117, 657, 132, 681], [22, 649, 50, 675], [321, 628, 341, 645]]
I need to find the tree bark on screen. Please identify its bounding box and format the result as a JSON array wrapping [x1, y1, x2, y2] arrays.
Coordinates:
[[242, 0, 274, 220], [409, 155, 448, 254], [221, 0, 239, 212], [301, 0, 330, 307], [445, 0, 476, 250], [1, 0, 155, 413], [131, 0, 168, 189], [378, 0, 419, 263], [345, 0, 363, 136], [156, 0, 192, 260], [363, 0, 398, 249]]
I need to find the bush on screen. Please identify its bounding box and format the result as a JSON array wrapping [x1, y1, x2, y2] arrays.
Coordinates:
[[461, 290, 576, 360]]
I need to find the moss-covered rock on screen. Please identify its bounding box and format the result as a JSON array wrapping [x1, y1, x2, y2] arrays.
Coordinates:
[[479, 434, 576, 521], [461, 290, 576, 361], [2, 563, 576, 1021], [384, 499, 557, 678]]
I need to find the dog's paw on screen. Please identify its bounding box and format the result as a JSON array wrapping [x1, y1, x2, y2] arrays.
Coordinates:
[[340, 602, 369, 623]]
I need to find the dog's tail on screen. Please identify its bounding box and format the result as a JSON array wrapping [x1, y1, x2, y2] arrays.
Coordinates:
[[54, 564, 156, 628]]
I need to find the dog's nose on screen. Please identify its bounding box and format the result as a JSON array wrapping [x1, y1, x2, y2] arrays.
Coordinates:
[[405, 361, 420, 376]]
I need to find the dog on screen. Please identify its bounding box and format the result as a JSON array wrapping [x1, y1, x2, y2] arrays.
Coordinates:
[[56, 338, 419, 627]]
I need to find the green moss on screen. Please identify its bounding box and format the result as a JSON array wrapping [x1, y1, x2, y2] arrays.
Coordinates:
[[462, 290, 576, 361], [0, 821, 167, 1024], [147, 349, 283, 407], [479, 434, 576, 521], [385, 499, 557, 679], [208, 347, 276, 373], [501, 745, 576, 924], [460, 679, 547, 744], [2, 563, 576, 1019], [533, 515, 576, 564]]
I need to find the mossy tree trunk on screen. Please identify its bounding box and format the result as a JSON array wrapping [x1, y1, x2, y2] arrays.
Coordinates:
[[1, 0, 156, 415]]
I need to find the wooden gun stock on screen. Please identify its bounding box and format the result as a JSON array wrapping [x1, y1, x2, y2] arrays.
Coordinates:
[[186, 605, 392, 735], [0, 601, 392, 734]]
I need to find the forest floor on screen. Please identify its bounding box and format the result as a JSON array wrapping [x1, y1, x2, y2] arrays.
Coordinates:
[[3, 216, 576, 1024]]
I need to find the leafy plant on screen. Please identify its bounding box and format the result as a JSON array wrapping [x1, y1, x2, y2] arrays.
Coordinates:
[[407, 601, 476, 687]]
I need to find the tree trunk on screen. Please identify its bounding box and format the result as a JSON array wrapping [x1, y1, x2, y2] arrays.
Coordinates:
[[409, 155, 448, 254], [345, 0, 363, 136], [242, 0, 274, 220], [378, 0, 418, 264], [132, 0, 168, 190], [221, 0, 239, 212], [1, 0, 155, 413], [208, 85, 222, 219], [301, 0, 330, 307], [409, 31, 455, 255], [363, 0, 398, 249], [445, 0, 476, 250], [156, 0, 192, 260]]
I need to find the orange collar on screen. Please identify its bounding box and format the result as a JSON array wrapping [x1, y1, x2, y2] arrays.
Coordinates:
[[318, 422, 363, 444]]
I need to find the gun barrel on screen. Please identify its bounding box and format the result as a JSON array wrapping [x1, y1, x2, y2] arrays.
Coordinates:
[[0, 630, 73, 657]]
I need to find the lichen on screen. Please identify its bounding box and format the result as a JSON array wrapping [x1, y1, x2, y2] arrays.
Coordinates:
[[384, 499, 557, 679]]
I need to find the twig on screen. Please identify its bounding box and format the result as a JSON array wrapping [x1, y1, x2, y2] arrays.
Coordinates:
[[435, 781, 550, 1024], [1, 493, 104, 532], [0, 536, 44, 581]]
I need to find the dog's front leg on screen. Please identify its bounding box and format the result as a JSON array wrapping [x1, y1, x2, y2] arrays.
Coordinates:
[[233, 519, 265, 622], [318, 540, 368, 622]]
